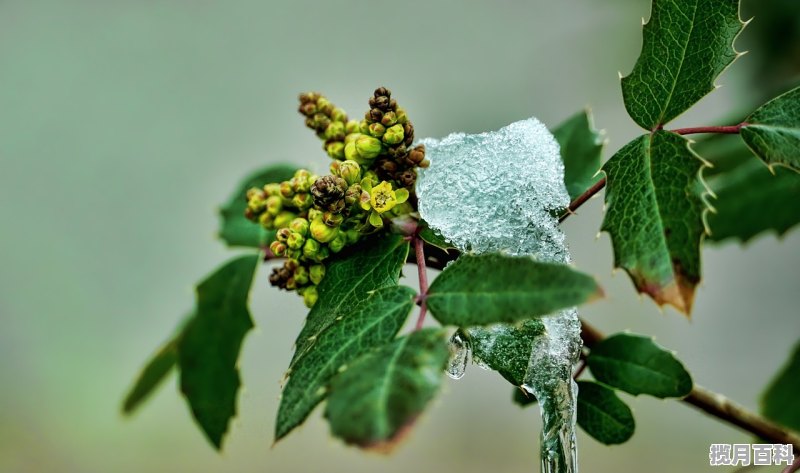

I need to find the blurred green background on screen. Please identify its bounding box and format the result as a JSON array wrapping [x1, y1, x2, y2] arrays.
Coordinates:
[[1, 1, 798, 472]]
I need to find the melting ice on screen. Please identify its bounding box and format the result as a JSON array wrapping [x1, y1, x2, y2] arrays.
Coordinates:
[[417, 118, 582, 473]]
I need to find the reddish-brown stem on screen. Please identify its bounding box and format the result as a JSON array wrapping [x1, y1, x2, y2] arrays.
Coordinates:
[[413, 235, 429, 330], [559, 177, 607, 223], [670, 123, 746, 135]]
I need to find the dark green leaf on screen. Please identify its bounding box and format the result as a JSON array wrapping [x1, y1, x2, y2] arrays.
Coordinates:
[[218, 164, 297, 247], [587, 333, 692, 398], [577, 381, 635, 445], [324, 328, 449, 451], [761, 340, 800, 432], [463, 321, 545, 386], [553, 109, 605, 200], [418, 219, 457, 253], [512, 387, 537, 408], [601, 132, 707, 315], [275, 286, 417, 442], [289, 234, 410, 368], [741, 86, 800, 172], [178, 254, 259, 449], [426, 254, 602, 327], [122, 338, 178, 414], [621, 0, 744, 129], [699, 134, 800, 243]]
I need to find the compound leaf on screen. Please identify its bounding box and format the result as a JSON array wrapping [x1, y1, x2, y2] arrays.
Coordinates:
[[324, 328, 449, 451], [219, 164, 297, 247], [426, 254, 602, 326], [577, 381, 635, 445], [741, 86, 800, 172], [601, 132, 708, 315], [178, 254, 260, 449], [621, 0, 744, 129], [275, 286, 416, 442], [587, 333, 693, 398]]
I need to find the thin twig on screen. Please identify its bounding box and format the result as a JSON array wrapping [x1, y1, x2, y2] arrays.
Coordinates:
[[671, 123, 746, 135], [559, 177, 607, 223], [413, 235, 429, 330], [579, 319, 800, 450]]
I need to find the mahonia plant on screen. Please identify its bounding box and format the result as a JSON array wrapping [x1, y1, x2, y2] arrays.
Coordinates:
[[123, 0, 800, 471]]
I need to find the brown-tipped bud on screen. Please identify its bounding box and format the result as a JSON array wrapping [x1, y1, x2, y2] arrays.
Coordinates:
[[291, 193, 313, 210], [398, 169, 417, 189], [274, 211, 296, 229], [336, 160, 362, 185], [382, 124, 404, 145], [279, 181, 294, 198], [326, 141, 345, 160], [299, 102, 316, 116], [289, 217, 309, 236], [311, 175, 348, 212], [324, 121, 345, 141], [258, 212, 274, 229], [345, 120, 360, 135], [368, 122, 386, 138], [389, 99, 397, 110], [322, 211, 344, 227], [373, 95, 391, 111], [263, 183, 281, 196], [367, 108, 383, 122], [380, 111, 397, 127], [286, 231, 305, 250], [299, 92, 319, 104], [407, 145, 426, 165], [374, 87, 390, 99], [276, 228, 292, 242], [266, 195, 283, 216], [269, 240, 287, 258], [387, 143, 407, 158], [310, 216, 338, 243], [395, 107, 408, 124], [345, 183, 362, 206]]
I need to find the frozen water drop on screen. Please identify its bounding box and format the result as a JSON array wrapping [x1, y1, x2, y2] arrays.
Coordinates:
[[446, 330, 471, 380]]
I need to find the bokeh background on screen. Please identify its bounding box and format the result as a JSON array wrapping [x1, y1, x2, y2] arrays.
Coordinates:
[[1, 1, 798, 472]]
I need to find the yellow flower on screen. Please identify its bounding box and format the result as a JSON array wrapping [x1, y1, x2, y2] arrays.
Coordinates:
[[359, 180, 409, 227]]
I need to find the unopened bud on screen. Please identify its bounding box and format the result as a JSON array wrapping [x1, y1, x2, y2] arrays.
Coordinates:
[[266, 195, 283, 216], [324, 121, 345, 141], [331, 107, 347, 122], [291, 192, 312, 210], [303, 238, 320, 260], [395, 107, 408, 124], [289, 218, 309, 236], [345, 183, 362, 205], [355, 135, 382, 161], [258, 212, 275, 229], [274, 211, 296, 229], [270, 240, 287, 257], [279, 181, 294, 198], [310, 216, 339, 243], [380, 111, 397, 127], [276, 228, 292, 242], [294, 266, 309, 286], [345, 120, 360, 135], [359, 119, 370, 134], [337, 160, 362, 185], [326, 141, 345, 160], [382, 124, 404, 145], [322, 211, 344, 227], [302, 285, 319, 308], [368, 122, 386, 138], [286, 231, 305, 250], [309, 264, 326, 285], [263, 183, 281, 196], [329, 234, 346, 253]]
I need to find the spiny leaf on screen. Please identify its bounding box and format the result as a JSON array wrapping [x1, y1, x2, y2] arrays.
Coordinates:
[[576, 381, 635, 445], [621, 0, 744, 129], [462, 321, 545, 386], [275, 286, 417, 442], [601, 132, 708, 315], [587, 333, 693, 398], [178, 254, 259, 449], [418, 219, 457, 253], [741, 86, 800, 172], [122, 338, 178, 414], [761, 340, 800, 432], [218, 164, 297, 247], [324, 328, 449, 451], [553, 109, 605, 200], [289, 234, 410, 368], [426, 254, 602, 327], [699, 134, 800, 243]]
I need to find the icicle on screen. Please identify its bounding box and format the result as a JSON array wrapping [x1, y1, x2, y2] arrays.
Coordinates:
[[418, 117, 582, 473], [446, 330, 471, 380]]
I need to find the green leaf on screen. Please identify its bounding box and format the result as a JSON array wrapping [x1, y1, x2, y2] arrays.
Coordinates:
[[601, 132, 707, 315], [426, 254, 602, 327], [621, 0, 744, 129], [122, 338, 178, 414], [699, 134, 800, 243], [462, 321, 545, 386], [576, 381, 635, 445], [178, 254, 259, 449], [512, 387, 537, 408], [418, 219, 457, 253], [289, 234, 410, 368], [275, 286, 417, 442], [553, 109, 605, 200], [741, 86, 800, 172], [218, 164, 297, 247], [324, 328, 449, 451], [587, 333, 693, 398], [761, 340, 800, 432]]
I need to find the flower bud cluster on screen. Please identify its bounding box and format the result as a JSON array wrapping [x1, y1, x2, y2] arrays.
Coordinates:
[[298, 92, 358, 160]]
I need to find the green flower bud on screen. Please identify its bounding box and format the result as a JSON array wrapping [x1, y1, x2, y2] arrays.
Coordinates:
[[289, 217, 309, 236], [314, 245, 330, 262], [285, 277, 297, 290], [307, 208, 323, 222], [276, 228, 292, 242], [345, 229, 360, 245], [303, 238, 320, 259], [263, 183, 281, 196], [258, 212, 274, 229], [382, 124, 405, 145], [361, 170, 379, 188], [302, 285, 319, 308], [309, 264, 326, 285], [344, 141, 358, 161], [286, 248, 302, 260], [274, 211, 296, 229], [354, 135, 383, 161], [322, 211, 344, 227], [286, 231, 305, 250], [247, 192, 267, 214], [329, 234, 346, 253], [292, 175, 312, 193], [359, 119, 370, 134], [345, 183, 362, 206], [269, 240, 287, 257], [380, 111, 397, 127], [337, 160, 362, 185], [310, 216, 339, 243], [294, 266, 309, 286], [395, 107, 408, 125], [291, 192, 313, 210], [316, 96, 331, 110], [331, 107, 347, 123], [345, 120, 360, 135], [325, 141, 344, 160], [279, 181, 294, 198], [266, 195, 283, 216], [368, 122, 386, 138], [324, 121, 346, 141]]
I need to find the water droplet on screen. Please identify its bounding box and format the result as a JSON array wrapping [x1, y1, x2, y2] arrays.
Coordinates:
[[446, 330, 471, 380]]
